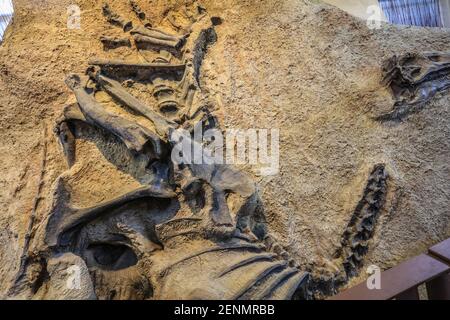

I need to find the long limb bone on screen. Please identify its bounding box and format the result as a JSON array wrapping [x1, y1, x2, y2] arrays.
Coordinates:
[[131, 26, 187, 50], [91, 72, 177, 137], [65, 74, 165, 157], [133, 34, 182, 50], [131, 26, 186, 44], [100, 36, 131, 50], [88, 59, 186, 79]]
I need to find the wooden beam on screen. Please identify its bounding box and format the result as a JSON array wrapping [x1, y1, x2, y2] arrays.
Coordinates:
[[329, 254, 450, 300]]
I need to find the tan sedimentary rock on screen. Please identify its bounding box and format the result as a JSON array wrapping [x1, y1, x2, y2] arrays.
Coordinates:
[[0, 0, 449, 300]]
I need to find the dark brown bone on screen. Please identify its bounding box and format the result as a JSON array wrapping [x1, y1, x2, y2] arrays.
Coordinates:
[[45, 180, 176, 247], [89, 59, 186, 70], [55, 122, 76, 167], [379, 52, 450, 120], [88, 59, 186, 79], [338, 164, 388, 278], [178, 67, 197, 115], [93, 73, 177, 137], [131, 26, 186, 49], [382, 52, 450, 86], [129, 0, 146, 21], [133, 34, 181, 50], [102, 3, 133, 32], [100, 36, 131, 50], [58, 103, 87, 123], [65, 74, 165, 157]]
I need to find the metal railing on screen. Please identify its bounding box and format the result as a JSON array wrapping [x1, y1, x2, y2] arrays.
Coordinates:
[[330, 238, 450, 300]]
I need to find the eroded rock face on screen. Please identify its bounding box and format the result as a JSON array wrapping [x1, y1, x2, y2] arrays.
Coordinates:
[[0, 0, 449, 300]]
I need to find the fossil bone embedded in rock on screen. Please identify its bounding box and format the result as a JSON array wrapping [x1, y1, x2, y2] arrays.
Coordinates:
[[2, 0, 449, 302]]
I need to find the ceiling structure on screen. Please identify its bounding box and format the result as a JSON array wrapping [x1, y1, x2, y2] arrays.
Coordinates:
[[0, 0, 13, 42], [323, 0, 450, 27]]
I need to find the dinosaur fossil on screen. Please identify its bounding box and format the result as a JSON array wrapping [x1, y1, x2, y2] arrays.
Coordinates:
[[377, 51, 450, 121], [8, 1, 391, 300]]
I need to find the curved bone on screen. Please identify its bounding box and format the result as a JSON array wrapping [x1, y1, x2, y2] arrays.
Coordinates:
[[93, 73, 177, 137], [65, 74, 165, 157], [229, 260, 288, 300], [268, 271, 309, 300], [217, 253, 277, 278], [253, 267, 300, 300], [160, 242, 266, 278], [46, 180, 176, 247]]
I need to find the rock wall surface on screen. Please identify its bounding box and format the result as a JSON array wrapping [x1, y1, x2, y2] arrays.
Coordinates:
[[0, 0, 448, 299]]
